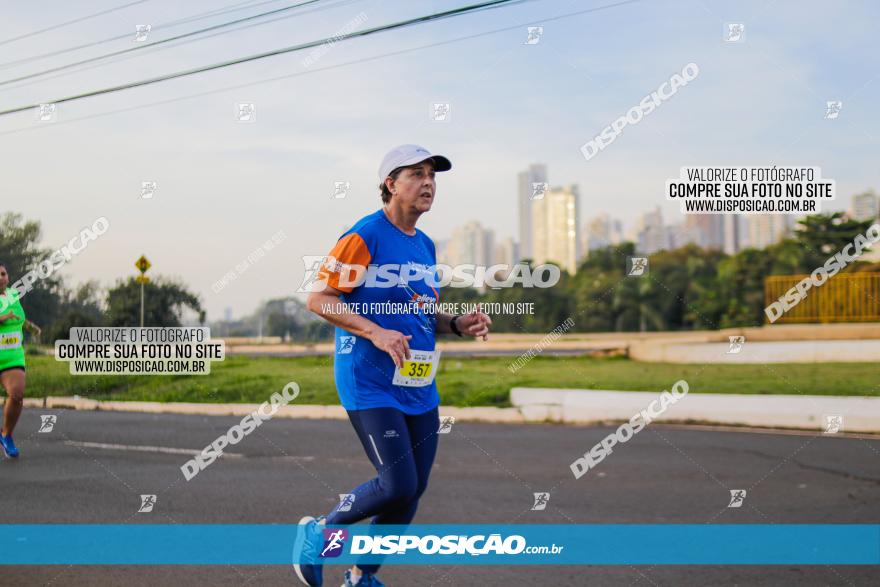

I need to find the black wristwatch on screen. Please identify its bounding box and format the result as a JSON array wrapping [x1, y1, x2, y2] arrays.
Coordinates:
[[449, 315, 464, 337]]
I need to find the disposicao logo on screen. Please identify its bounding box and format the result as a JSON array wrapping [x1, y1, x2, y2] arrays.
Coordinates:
[[320, 528, 348, 558]]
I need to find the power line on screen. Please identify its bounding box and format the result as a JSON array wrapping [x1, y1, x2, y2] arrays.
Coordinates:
[[0, 0, 334, 87], [0, 0, 153, 47], [0, 0, 290, 71], [0, 0, 641, 132], [0, 0, 363, 93], [0, 0, 530, 117]]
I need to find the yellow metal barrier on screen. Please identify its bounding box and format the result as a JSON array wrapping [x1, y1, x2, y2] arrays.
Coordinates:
[[765, 273, 880, 323]]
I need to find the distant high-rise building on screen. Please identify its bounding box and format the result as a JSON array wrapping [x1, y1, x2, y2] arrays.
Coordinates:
[[443, 220, 495, 269], [635, 207, 670, 254], [722, 214, 745, 255], [494, 237, 519, 267], [666, 222, 690, 249], [517, 164, 547, 260], [532, 184, 580, 274], [433, 238, 448, 263], [490, 237, 520, 285], [683, 214, 725, 249], [746, 214, 794, 249], [850, 190, 879, 221], [582, 213, 624, 254]]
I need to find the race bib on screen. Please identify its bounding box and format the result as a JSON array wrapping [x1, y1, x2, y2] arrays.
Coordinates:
[[0, 333, 22, 350], [392, 349, 441, 388]]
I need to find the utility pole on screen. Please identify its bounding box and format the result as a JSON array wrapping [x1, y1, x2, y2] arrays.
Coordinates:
[[135, 255, 151, 327]]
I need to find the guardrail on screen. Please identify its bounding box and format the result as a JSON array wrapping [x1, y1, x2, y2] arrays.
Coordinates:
[[765, 273, 880, 323]]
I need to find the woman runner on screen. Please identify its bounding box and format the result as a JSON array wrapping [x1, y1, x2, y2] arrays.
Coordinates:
[[293, 145, 492, 587], [0, 262, 42, 458]]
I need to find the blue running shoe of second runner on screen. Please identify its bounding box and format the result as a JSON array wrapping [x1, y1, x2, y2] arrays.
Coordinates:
[[0, 433, 19, 458], [293, 515, 326, 586]]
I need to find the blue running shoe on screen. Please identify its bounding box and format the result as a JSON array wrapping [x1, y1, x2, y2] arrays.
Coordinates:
[[342, 569, 385, 587], [293, 516, 325, 586], [0, 433, 19, 458]]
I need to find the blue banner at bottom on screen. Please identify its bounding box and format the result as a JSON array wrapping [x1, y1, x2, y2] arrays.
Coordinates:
[[1, 525, 877, 565]]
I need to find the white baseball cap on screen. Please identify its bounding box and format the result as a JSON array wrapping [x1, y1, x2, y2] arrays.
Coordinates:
[[377, 144, 452, 185]]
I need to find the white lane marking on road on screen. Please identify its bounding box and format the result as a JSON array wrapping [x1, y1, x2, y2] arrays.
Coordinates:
[[653, 423, 879, 439], [63, 440, 315, 461], [64, 440, 236, 457]]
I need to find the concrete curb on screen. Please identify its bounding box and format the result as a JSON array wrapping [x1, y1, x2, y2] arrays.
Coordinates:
[[629, 339, 880, 363], [510, 388, 880, 433], [22, 397, 347, 420], [22, 390, 880, 432], [22, 397, 526, 424]]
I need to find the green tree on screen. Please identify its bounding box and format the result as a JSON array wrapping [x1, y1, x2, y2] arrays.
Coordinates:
[[106, 277, 205, 327], [262, 299, 305, 340], [234, 297, 335, 342], [572, 245, 628, 331], [0, 212, 64, 328], [46, 280, 105, 341], [680, 246, 726, 329], [794, 212, 874, 260], [714, 249, 771, 327]]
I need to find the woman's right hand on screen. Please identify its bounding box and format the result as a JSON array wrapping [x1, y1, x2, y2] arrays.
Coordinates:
[[0, 311, 15, 323], [370, 328, 412, 369]]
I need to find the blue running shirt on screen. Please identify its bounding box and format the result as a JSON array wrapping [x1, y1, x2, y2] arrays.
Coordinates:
[[317, 209, 440, 414]]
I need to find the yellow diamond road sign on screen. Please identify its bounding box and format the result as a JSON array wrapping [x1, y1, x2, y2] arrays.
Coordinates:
[[135, 255, 151, 274]]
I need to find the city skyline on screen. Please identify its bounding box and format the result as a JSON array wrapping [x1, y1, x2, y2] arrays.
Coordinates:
[[3, 0, 877, 319], [438, 183, 877, 271]]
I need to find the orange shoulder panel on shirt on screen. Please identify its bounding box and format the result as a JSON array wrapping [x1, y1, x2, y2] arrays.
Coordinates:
[[317, 232, 372, 293]]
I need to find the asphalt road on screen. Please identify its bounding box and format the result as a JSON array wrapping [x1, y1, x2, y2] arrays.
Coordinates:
[[1, 409, 878, 586]]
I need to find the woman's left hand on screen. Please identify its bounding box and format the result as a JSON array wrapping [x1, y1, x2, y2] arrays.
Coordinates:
[[455, 305, 492, 341]]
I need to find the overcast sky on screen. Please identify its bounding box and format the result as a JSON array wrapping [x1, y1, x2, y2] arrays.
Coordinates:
[[1, 0, 877, 319]]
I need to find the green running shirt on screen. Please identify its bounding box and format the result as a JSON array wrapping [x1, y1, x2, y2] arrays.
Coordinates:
[[0, 288, 26, 371]]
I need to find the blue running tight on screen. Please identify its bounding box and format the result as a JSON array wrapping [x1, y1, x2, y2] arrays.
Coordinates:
[[324, 406, 439, 574]]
